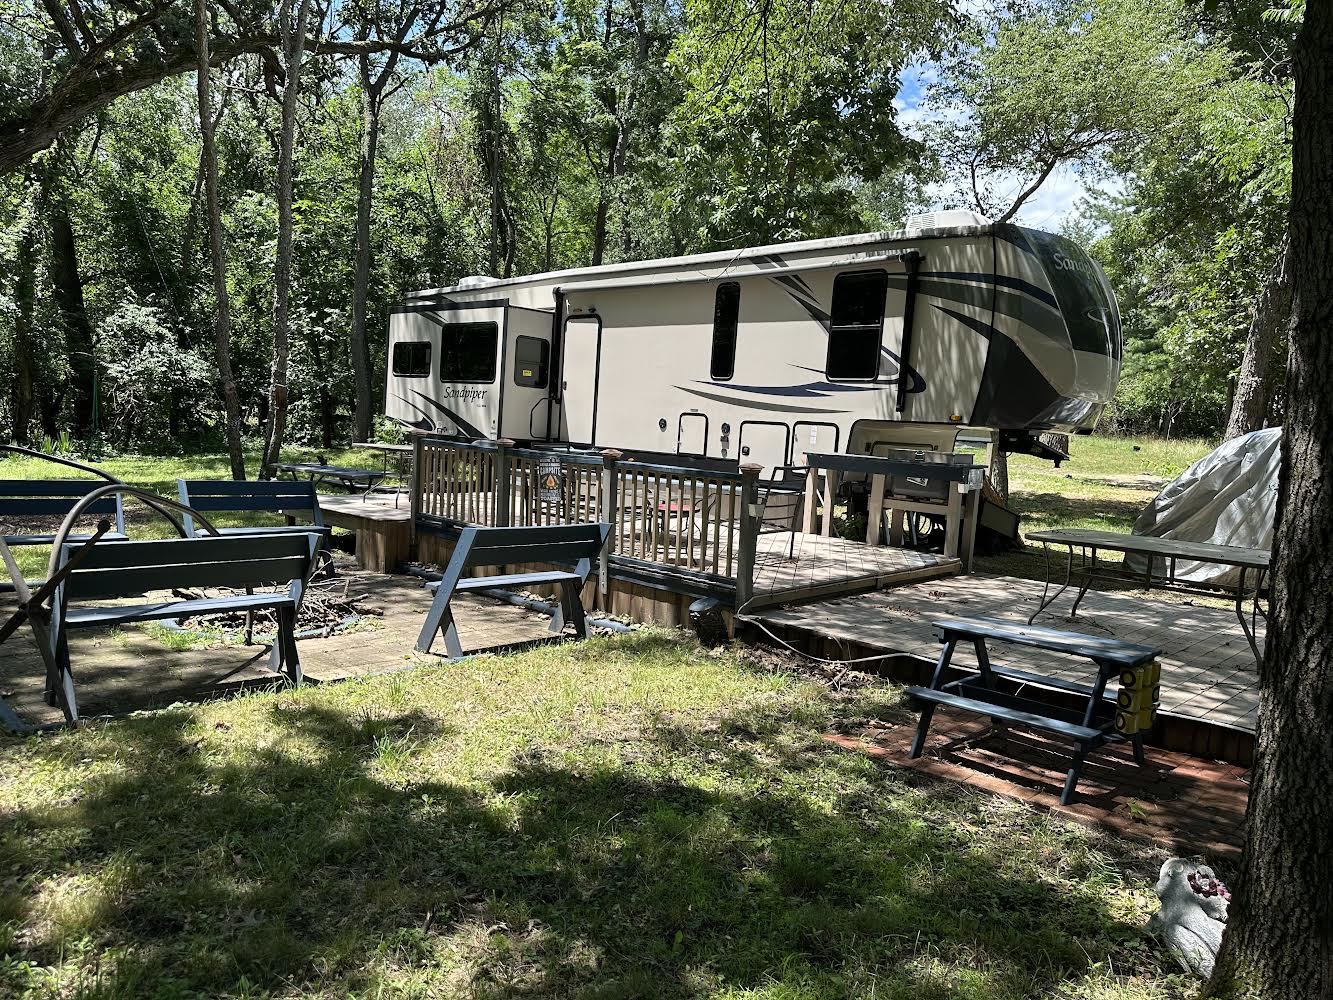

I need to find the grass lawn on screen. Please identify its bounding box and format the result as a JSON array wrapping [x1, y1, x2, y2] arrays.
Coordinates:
[[979, 436, 1214, 582], [1, 632, 1197, 999]]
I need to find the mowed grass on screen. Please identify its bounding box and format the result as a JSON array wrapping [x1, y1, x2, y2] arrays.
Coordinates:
[[0, 632, 1194, 999], [979, 435, 1214, 581]]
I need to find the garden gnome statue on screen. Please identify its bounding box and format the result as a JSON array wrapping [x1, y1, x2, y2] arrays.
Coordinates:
[[1146, 858, 1231, 977]]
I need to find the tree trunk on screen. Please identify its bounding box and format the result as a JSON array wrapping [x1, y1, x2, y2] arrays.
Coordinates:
[[350, 61, 381, 444], [987, 448, 1009, 504], [48, 197, 96, 438], [1204, 5, 1333, 997], [262, 0, 316, 478], [196, 0, 246, 480], [10, 207, 38, 446], [1224, 233, 1292, 442]]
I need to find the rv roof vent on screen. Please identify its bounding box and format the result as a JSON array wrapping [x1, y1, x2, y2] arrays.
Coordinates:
[[457, 274, 499, 289], [904, 210, 992, 231]]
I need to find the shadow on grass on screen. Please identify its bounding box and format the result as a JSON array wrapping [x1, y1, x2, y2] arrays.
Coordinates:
[[0, 674, 1172, 998]]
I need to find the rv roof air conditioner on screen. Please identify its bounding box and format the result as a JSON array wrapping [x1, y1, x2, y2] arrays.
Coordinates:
[[903, 210, 992, 231], [457, 274, 501, 289]]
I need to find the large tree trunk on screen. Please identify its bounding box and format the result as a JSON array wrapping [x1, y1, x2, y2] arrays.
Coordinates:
[[1224, 233, 1292, 442], [1204, 5, 1333, 997], [350, 60, 381, 444], [196, 0, 246, 480], [48, 197, 96, 438], [10, 206, 38, 446], [262, 0, 316, 478]]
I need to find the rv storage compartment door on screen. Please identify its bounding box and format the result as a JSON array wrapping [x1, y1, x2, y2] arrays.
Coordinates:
[[738, 421, 790, 475], [678, 412, 707, 456]]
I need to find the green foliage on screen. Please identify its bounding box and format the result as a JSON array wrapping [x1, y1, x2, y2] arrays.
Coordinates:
[[668, 0, 957, 245]]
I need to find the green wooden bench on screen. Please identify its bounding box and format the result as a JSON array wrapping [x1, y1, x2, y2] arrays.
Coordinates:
[[34, 533, 321, 724], [177, 479, 329, 537], [416, 523, 611, 657], [907, 615, 1163, 805], [0, 481, 127, 583]]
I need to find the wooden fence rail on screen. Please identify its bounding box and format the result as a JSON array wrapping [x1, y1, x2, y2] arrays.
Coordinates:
[[411, 435, 762, 605]]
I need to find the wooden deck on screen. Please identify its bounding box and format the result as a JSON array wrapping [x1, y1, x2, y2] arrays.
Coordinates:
[[750, 531, 960, 606], [750, 573, 1262, 759], [315, 493, 411, 572]]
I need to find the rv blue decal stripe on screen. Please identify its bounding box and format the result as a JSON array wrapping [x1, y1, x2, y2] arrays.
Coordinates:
[[934, 305, 1001, 341], [408, 390, 486, 438], [678, 386, 851, 414], [921, 271, 1058, 309], [696, 380, 878, 398]]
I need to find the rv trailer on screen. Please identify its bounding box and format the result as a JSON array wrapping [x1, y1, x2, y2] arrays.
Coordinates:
[[385, 211, 1121, 472]]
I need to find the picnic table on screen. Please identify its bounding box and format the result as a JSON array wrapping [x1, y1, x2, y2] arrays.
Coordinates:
[[908, 615, 1163, 804], [274, 462, 388, 493], [1026, 527, 1270, 662]]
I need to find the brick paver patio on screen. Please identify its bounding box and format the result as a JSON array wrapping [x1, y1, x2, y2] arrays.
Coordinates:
[[827, 708, 1248, 861]]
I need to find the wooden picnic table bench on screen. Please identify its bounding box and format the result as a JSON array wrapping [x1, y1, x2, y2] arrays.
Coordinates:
[[31, 533, 320, 723], [416, 523, 611, 657], [1026, 527, 1270, 661], [0, 479, 127, 548], [273, 462, 388, 493], [906, 615, 1163, 805]]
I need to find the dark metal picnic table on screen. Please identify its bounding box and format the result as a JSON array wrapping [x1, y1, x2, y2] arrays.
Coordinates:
[[274, 463, 388, 493], [1026, 527, 1270, 662]]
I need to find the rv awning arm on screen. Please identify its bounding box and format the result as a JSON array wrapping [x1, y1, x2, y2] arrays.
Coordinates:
[[554, 250, 918, 295]]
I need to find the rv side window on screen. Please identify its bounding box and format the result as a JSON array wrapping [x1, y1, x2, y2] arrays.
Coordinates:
[[439, 321, 498, 382], [392, 341, 431, 377], [710, 281, 740, 380], [826, 270, 888, 380], [513, 336, 549, 388]]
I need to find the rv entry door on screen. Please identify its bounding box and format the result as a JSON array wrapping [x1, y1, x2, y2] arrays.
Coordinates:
[[561, 315, 601, 446]]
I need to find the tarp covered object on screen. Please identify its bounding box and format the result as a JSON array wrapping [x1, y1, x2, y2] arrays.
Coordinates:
[[1126, 427, 1280, 588]]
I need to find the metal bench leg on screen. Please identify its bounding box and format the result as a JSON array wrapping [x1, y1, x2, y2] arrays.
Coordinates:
[[909, 704, 935, 759], [1061, 746, 1088, 805], [279, 605, 303, 686], [562, 580, 588, 639], [1132, 735, 1146, 767]]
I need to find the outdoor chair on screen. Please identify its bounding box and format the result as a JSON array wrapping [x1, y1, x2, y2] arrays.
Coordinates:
[[417, 522, 611, 657]]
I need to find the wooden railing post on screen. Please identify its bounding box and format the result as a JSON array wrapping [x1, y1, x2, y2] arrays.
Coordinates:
[[410, 431, 425, 546], [736, 463, 763, 610], [495, 438, 513, 527], [598, 449, 622, 596]]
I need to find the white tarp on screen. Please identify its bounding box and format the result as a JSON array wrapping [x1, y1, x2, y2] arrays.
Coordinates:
[[1126, 427, 1281, 588]]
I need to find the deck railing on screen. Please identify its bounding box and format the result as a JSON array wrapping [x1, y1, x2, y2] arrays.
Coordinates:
[[411, 435, 763, 604]]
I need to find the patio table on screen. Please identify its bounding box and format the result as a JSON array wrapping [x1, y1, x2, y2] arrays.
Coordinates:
[[1026, 528, 1270, 662]]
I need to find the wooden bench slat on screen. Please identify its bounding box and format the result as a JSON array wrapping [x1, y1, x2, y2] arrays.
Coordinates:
[[0, 480, 116, 496], [72, 533, 316, 569], [932, 615, 1160, 666], [65, 556, 311, 600], [65, 592, 296, 628], [0, 497, 123, 516], [181, 480, 323, 498], [436, 571, 582, 593], [985, 663, 1119, 700], [195, 525, 332, 537], [184, 495, 320, 512], [4, 531, 128, 547], [907, 686, 1103, 742]]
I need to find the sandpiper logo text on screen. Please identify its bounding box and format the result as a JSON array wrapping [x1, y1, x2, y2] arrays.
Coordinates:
[[442, 386, 487, 402]]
